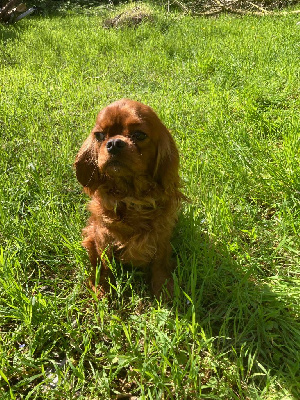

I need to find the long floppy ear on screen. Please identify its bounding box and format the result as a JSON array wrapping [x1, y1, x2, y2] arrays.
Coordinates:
[[154, 126, 180, 194], [74, 134, 100, 194]]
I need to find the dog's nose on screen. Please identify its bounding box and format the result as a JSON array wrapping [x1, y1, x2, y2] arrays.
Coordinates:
[[106, 138, 126, 155]]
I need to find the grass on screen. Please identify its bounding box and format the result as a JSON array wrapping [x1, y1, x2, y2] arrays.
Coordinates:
[[0, 2, 299, 398]]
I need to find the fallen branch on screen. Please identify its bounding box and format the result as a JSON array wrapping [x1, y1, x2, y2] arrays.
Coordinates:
[[277, 9, 300, 15], [228, 8, 300, 16], [0, 0, 18, 21], [193, 5, 300, 17], [168, 0, 300, 17], [0, 0, 34, 24]]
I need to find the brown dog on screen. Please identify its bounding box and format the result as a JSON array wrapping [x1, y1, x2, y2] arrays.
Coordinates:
[[75, 99, 183, 299]]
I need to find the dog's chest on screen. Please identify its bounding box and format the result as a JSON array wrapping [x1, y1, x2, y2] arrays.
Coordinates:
[[104, 203, 159, 266]]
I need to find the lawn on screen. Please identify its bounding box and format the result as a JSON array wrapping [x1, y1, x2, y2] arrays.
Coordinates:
[[0, 2, 299, 399]]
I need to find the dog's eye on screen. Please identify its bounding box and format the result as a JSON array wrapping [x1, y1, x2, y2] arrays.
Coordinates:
[[94, 132, 105, 141], [131, 131, 147, 141]]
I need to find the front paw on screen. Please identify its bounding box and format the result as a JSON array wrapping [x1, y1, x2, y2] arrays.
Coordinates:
[[88, 267, 113, 300], [151, 274, 174, 301], [88, 278, 110, 299]]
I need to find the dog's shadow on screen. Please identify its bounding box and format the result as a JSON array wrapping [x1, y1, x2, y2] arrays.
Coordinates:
[[171, 205, 299, 397], [84, 202, 298, 396]]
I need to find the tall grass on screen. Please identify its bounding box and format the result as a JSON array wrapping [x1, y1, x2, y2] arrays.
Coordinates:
[[0, 4, 299, 399]]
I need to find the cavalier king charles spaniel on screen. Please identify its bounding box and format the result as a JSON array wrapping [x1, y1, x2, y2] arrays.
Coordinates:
[[75, 99, 183, 299]]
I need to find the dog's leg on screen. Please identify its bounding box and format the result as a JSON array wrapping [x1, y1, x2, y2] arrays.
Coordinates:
[[82, 235, 113, 298], [150, 244, 174, 300]]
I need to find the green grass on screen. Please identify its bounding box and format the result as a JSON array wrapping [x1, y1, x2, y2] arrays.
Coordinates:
[[0, 3, 299, 399]]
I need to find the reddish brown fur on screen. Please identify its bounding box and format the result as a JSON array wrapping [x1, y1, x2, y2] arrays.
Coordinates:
[[75, 99, 183, 299]]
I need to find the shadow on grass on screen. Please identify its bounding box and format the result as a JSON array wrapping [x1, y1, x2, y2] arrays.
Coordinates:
[[26, 0, 114, 16], [173, 208, 299, 397], [0, 0, 109, 37], [0, 22, 22, 43]]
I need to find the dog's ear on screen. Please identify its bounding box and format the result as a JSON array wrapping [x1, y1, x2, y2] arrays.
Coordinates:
[[75, 134, 100, 194], [154, 125, 180, 194]]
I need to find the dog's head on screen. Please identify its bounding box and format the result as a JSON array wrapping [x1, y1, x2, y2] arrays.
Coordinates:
[[75, 99, 180, 196]]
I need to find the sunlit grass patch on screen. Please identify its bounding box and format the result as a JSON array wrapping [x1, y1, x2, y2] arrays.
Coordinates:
[[0, 4, 299, 399]]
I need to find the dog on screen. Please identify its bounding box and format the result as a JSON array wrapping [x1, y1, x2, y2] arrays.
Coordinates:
[[75, 99, 183, 299]]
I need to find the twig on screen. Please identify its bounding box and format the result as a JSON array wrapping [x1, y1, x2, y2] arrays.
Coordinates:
[[172, 0, 191, 13], [279, 9, 300, 15], [247, 1, 269, 13]]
